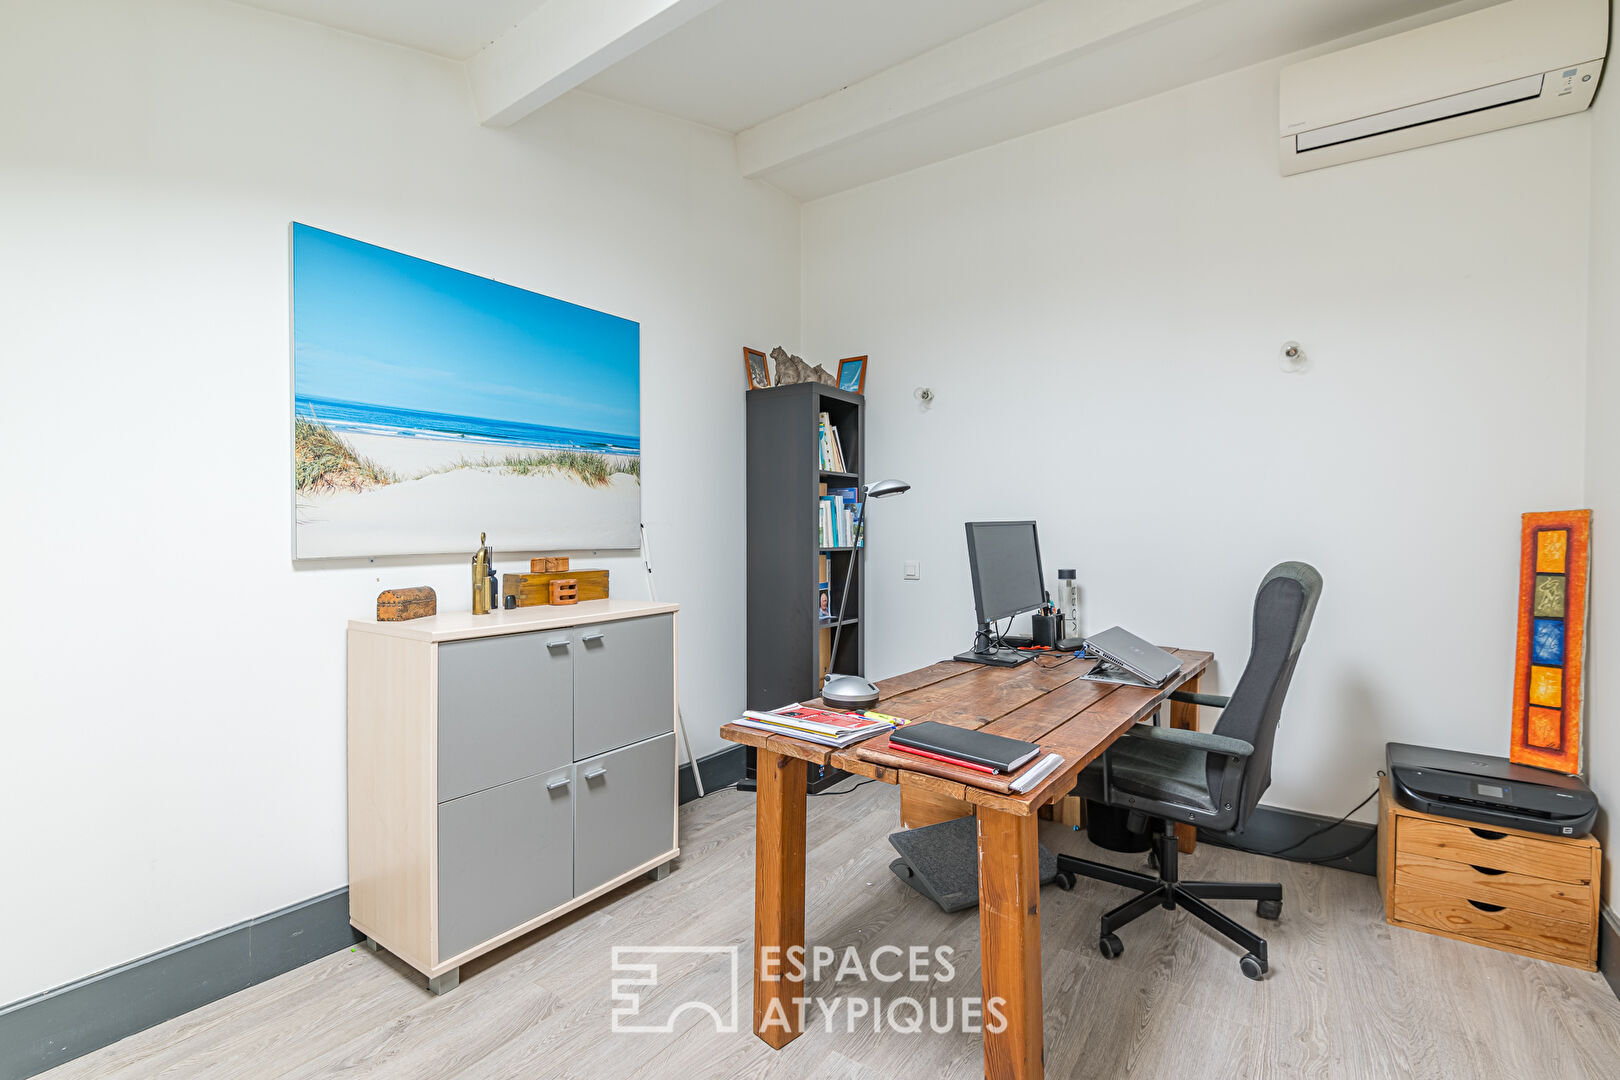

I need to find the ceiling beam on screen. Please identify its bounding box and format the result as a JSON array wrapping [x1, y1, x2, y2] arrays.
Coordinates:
[[469, 0, 728, 128], [735, 0, 1224, 180]]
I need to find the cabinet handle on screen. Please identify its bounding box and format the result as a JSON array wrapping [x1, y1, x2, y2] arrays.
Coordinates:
[[546, 639, 570, 650], [580, 632, 605, 644], [1467, 827, 1506, 841], [584, 768, 608, 782], [546, 776, 571, 791], [1466, 899, 1506, 913]]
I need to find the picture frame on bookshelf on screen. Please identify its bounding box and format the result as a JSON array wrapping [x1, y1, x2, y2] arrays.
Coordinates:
[[744, 347, 771, 390], [818, 584, 836, 623], [838, 355, 867, 395]]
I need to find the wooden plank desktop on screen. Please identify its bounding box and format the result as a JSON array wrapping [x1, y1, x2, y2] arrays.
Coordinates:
[[720, 648, 1213, 1080]]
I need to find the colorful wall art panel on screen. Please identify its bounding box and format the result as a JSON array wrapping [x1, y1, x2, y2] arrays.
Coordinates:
[[1509, 509, 1590, 774], [291, 223, 641, 559]]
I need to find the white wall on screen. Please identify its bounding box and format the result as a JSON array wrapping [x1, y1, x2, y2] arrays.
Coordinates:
[[0, 0, 798, 1005], [802, 55, 1593, 825], [1586, 56, 1620, 910]]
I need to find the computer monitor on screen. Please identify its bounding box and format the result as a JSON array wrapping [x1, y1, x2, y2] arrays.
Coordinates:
[[955, 521, 1045, 667]]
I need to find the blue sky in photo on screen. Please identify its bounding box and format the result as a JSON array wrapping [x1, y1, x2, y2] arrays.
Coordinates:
[[291, 224, 639, 438]]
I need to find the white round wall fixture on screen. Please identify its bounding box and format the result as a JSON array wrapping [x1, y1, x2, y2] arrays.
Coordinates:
[[1279, 341, 1308, 374]]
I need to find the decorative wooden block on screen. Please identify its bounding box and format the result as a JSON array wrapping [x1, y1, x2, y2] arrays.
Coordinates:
[[549, 579, 579, 605], [504, 569, 608, 607], [1377, 776, 1599, 970], [531, 557, 570, 573], [376, 586, 437, 622], [1510, 510, 1590, 773]]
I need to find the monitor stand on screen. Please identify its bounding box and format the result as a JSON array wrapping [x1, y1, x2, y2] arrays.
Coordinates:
[[954, 622, 1032, 667]]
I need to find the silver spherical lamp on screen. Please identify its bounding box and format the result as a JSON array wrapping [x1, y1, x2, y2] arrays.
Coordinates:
[[821, 479, 911, 711]]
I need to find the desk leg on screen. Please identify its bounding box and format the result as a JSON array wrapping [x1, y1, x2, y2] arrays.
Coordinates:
[[754, 751, 807, 1049], [1169, 675, 1201, 855], [977, 808, 1043, 1080]]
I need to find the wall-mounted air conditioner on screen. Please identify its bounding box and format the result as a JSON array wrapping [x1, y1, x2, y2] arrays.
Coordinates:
[[1279, 0, 1608, 175]]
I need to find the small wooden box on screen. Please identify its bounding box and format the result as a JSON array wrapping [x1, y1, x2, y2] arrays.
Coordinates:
[[531, 557, 570, 573], [1378, 776, 1600, 970], [376, 586, 437, 622], [503, 569, 608, 607], [549, 579, 578, 605]]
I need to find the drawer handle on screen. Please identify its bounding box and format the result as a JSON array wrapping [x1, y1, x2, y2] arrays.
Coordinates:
[[1468, 827, 1507, 841], [1466, 899, 1506, 913], [580, 632, 605, 644], [1469, 864, 1507, 876], [584, 768, 608, 783], [546, 639, 570, 650], [546, 776, 571, 791]]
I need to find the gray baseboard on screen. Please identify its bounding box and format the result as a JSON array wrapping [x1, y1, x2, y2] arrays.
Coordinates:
[[0, 888, 362, 1080], [679, 745, 745, 804], [1198, 803, 1378, 876], [1601, 905, 1619, 1002], [0, 742, 744, 1080]]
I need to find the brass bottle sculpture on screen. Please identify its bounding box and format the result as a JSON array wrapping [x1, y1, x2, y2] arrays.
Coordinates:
[[472, 532, 497, 614]]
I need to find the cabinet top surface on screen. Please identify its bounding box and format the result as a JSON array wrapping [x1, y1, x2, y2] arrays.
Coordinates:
[[350, 598, 678, 643]]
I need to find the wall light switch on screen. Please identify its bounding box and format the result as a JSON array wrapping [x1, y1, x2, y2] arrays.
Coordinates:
[[903, 560, 921, 580]]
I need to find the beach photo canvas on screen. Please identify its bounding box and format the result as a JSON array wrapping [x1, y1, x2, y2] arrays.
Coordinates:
[[290, 224, 641, 559]]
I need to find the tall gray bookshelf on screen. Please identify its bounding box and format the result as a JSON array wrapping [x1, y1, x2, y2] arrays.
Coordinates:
[[743, 381, 865, 792]]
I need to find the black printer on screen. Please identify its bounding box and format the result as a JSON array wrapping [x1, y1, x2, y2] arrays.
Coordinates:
[[1386, 742, 1598, 837]]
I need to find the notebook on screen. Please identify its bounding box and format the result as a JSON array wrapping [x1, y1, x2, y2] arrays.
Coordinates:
[[889, 721, 1041, 774]]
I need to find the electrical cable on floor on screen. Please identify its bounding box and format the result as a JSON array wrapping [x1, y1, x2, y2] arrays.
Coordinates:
[[1226, 775, 1382, 865], [810, 777, 879, 797]]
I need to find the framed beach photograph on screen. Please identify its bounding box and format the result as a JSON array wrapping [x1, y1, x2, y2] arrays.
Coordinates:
[[838, 355, 867, 395], [290, 223, 642, 559], [744, 346, 771, 390]]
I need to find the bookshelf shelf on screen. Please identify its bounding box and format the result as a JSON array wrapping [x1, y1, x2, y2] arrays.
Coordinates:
[[746, 381, 866, 793]]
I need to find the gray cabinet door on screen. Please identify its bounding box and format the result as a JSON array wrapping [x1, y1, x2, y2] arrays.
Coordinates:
[[438, 632, 572, 802], [574, 733, 676, 896], [437, 768, 573, 961], [572, 615, 674, 760]]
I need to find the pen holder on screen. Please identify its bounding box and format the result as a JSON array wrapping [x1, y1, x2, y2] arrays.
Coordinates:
[[1032, 613, 1062, 648]]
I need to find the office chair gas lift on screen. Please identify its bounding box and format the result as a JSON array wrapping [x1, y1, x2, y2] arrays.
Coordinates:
[[1054, 562, 1322, 980]]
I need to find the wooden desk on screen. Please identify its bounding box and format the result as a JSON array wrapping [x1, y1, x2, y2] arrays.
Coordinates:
[[720, 648, 1212, 1080]]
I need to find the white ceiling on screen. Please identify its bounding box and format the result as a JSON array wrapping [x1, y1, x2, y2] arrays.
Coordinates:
[[579, 0, 1044, 134], [230, 0, 1494, 199], [231, 0, 539, 59]]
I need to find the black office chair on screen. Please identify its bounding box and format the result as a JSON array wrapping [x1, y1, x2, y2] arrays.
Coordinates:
[[1053, 561, 1322, 980]]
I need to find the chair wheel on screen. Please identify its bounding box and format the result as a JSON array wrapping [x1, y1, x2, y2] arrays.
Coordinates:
[[1054, 871, 1076, 892], [1257, 899, 1282, 920], [1099, 934, 1124, 960], [1239, 953, 1268, 980]]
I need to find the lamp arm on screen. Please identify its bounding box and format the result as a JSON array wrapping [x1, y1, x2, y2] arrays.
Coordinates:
[[825, 492, 866, 684]]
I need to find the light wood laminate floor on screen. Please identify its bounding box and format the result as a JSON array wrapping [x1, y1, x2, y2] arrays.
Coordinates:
[[43, 782, 1620, 1080]]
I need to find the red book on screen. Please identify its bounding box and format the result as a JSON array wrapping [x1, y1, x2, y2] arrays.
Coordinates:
[[886, 743, 998, 775]]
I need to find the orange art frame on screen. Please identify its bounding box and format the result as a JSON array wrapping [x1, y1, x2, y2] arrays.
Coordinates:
[[1509, 509, 1590, 773]]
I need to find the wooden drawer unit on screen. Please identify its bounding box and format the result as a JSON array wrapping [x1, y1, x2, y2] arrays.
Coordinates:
[[1378, 777, 1599, 970]]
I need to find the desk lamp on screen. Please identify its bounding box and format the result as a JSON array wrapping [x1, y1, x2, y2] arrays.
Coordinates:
[[821, 478, 911, 711]]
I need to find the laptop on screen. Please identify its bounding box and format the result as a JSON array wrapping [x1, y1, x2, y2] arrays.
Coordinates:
[[1081, 626, 1181, 687]]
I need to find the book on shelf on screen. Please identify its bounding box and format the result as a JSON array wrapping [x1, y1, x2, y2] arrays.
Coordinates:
[[735, 703, 892, 747], [818, 411, 847, 472]]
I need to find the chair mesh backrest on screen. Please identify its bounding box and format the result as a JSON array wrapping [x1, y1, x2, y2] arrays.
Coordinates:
[[1207, 562, 1322, 828]]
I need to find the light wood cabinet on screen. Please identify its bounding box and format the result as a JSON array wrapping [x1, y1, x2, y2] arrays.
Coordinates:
[[1378, 776, 1599, 970], [348, 599, 681, 991]]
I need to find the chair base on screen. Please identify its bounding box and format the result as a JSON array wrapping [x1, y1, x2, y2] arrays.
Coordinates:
[[1055, 824, 1281, 980]]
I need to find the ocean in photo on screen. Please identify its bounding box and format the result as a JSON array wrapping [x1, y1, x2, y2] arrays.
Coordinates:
[[295, 394, 640, 456]]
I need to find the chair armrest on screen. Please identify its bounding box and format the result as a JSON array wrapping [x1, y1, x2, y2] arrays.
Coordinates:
[[1168, 691, 1232, 710], [1122, 724, 1253, 759]]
